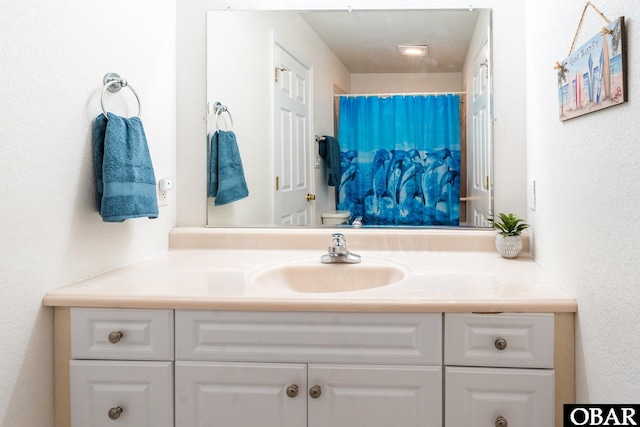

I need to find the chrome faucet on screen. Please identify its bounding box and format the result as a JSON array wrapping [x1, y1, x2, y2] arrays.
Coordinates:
[[321, 233, 361, 264]]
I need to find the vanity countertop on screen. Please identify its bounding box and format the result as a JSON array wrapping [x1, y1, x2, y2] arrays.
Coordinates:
[[43, 230, 577, 313]]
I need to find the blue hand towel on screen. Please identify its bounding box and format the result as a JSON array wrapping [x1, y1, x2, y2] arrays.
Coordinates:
[[319, 135, 341, 186], [92, 112, 158, 222], [208, 130, 249, 205]]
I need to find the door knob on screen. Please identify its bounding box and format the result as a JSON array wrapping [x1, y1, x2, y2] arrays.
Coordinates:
[[494, 337, 508, 351], [108, 331, 123, 344], [306, 193, 316, 201], [286, 384, 299, 398], [108, 406, 123, 420], [309, 385, 322, 399], [495, 415, 508, 427]]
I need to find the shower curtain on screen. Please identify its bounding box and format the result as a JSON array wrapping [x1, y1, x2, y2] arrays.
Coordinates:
[[337, 94, 461, 226]]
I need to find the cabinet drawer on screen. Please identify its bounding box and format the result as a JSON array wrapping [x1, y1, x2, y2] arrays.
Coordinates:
[[445, 366, 554, 427], [71, 308, 174, 360], [176, 310, 442, 365], [70, 360, 173, 427], [445, 313, 553, 368]]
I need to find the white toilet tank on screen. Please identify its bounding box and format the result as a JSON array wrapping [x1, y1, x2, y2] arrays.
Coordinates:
[[321, 211, 350, 225]]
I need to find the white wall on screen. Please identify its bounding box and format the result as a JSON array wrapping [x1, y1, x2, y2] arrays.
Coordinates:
[[0, 0, 176, 425], [177, 0, 527, 226], [526, 0, 640, 401], [350, 72, 462, 93]]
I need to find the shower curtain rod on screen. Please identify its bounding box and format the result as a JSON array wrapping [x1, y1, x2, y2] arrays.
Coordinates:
[[335, 91, 466, 98]]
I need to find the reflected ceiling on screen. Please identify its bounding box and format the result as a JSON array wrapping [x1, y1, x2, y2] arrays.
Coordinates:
[[300, 10, 481, 73]]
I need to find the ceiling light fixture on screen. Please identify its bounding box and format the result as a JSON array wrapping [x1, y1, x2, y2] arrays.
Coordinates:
[[398, 45, 429, 57]]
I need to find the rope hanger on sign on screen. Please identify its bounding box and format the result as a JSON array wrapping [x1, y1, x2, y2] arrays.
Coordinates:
[[554, 1, 613, 71]]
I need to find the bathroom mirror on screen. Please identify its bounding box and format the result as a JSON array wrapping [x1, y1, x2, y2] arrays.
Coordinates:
[[207, 9, 493, 228]]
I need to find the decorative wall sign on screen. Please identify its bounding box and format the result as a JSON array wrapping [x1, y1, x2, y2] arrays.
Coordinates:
[[557, 16, 627, 121]]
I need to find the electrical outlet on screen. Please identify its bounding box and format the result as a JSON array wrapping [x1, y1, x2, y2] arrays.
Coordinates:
[[158, 186, 168, 207], [157, 177, 173, 207]]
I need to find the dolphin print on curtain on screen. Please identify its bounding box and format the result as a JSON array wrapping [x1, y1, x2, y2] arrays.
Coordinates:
[[337, 94, 461, 226]]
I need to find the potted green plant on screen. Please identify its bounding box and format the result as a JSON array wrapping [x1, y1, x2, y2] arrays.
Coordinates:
[[489, 212, 529, 258]]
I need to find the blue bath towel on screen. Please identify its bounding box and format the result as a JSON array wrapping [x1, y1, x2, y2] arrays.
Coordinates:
[[319, 135, 341, 186], [92, 113, 158, 222], [207, 130, 249, 205]]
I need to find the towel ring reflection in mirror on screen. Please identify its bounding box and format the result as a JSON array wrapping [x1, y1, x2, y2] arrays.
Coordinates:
[[214, 101, 234, 131], [101, 72, 142, 119]]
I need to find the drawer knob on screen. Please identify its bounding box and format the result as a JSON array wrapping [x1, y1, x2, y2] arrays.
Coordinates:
[[286, 384, 299, 398], [108, 406, 123, 420], [495, 415, 508, 427], [309, 385, 322, 399], [494, 337, 508, 351], [108, 331, 123, 344]]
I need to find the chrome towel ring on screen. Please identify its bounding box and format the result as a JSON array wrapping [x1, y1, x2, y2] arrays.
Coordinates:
[[214, 102, 234, 131], [101, 72, 142, 119]]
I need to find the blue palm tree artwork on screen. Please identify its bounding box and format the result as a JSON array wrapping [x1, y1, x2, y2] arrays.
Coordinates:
[[337, 94, 461, 226]]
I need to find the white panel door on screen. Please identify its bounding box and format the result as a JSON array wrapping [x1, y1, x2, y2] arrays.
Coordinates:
[[175, 361, 307, 427], [468, 35, 492, 226], [274, 42, 313, 225], [446, 366, 554, 427], [308, 364, 442, 427], [70, 360, 173, 427]]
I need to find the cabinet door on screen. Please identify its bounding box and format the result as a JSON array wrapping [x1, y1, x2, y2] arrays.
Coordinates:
[[70, 360, 173, 427], [175, 361, 306, 427], [308, 364, 442, 427], [445, 366, 554, 427]]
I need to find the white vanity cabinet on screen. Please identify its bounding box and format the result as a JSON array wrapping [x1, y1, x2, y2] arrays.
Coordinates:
[[68, 308, 174, 427], [174, 310, 443, 427], [60, 308, 569, 427], [444, 313, 555, 427]]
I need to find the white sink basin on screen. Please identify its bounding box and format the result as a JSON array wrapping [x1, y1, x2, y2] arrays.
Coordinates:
[[248, 258, 408, 293]]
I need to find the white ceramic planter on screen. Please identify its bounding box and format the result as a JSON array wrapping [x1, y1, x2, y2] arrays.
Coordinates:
[[495, 235, 523, 259]]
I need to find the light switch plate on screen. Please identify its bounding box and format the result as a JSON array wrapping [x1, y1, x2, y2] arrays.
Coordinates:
[[528, 180, 536, 211]]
